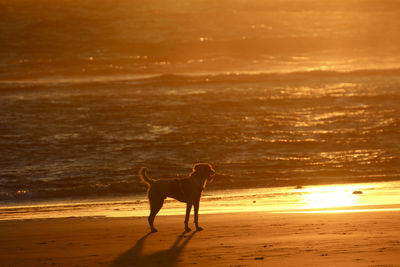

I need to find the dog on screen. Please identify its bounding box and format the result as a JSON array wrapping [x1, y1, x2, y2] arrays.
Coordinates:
[[139, 163, 215, 233]]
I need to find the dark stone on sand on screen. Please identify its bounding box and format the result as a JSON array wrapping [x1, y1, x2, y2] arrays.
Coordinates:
[[352, 191, 363, 194]]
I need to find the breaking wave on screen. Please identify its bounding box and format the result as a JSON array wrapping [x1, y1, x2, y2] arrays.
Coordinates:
[[2, 68, 400, 88]]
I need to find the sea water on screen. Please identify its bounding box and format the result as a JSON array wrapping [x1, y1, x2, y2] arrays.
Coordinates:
[[0, 0, 399, 215]]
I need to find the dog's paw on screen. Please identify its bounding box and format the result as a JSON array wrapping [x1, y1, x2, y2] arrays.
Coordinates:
[[196, 227, 203, 232], [185, 227, 192, 233], [150, 228, 158, 233]]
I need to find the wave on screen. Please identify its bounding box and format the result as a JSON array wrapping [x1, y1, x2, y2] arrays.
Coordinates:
[[138, 68, 400, 85], [1, 64, 399, 203], [1, 68, 400, 88]]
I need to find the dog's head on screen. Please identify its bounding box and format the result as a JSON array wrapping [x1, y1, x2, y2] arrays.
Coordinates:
[[192, 163, 215, 181]]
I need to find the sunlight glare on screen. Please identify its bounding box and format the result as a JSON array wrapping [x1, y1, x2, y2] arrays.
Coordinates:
[[298, 184, 371, 210]]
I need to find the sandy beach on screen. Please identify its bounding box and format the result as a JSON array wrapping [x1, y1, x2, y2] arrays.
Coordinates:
[[1, 210, 400, 267]]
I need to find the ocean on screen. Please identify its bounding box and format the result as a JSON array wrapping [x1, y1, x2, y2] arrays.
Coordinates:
[[1, 0, 400, 213]]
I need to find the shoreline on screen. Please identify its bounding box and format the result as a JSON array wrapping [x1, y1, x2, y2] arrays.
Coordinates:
[[2, 203, 400, 223], [2, 181, 400, 221], [1, 211, 400, 266]]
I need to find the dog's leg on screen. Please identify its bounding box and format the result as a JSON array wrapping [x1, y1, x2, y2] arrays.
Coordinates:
[[194, 201, 203, 231], [184, 202, 192, 232], [148, 197, 164, 233]]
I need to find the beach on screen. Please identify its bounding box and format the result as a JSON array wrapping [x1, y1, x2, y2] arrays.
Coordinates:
[[1, 210, 400, 266]]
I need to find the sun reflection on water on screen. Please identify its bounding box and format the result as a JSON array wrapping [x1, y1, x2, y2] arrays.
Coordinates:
[[297, 184, 376, 210], [300, 187, 359, 209]]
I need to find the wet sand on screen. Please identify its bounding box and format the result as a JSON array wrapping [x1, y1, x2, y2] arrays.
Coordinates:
[[1, 210, 400, 266]]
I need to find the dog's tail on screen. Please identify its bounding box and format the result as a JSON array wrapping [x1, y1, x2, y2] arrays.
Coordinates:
[[139, 167, 154, 186]]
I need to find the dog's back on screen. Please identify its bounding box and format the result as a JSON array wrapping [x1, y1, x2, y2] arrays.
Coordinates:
[[169, 178, 192, 202], [142, 176, 193, 203]]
